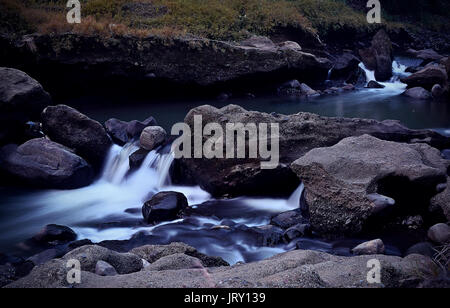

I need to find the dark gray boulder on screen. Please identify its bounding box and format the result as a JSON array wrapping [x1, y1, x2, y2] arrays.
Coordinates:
[[176, 105, 450, 198], [403, 87, 432, 100], [0, 138, 94, 189], [405, 242, 436, 258], [142, 191, 188, 224], [271, 209, 307, 230], [330, 52, 361, 80], [33, 224, 77, 244], [104, 118, 129, 146], [366, 80, 385, 88], [291, 134, 450, 236], [41, 105, 112, 167], [359, 30, 393, 81], [401, 66, 448, 91], [430, 178, 450, 221], [0, 67, 51, 144]]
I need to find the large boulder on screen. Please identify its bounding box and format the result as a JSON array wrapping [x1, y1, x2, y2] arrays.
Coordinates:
[[142, 191, 188, 224], [427, 223, 450, 245], [291, 134, 449, 236], [0, 138, 94, 189], [0, 67, 51, 144], [41, 105, 112, 167], [401, 66, 448, 91], [330, 52, 361, 81], [175, 105, 450, 197], [6, 248, 438, 288], [359, 30, 393, 81], [406, 49, 443, 65], [11, 34, 331, 88], [33, 224, 77, 244]]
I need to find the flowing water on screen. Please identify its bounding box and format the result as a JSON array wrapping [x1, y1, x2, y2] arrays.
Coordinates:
[[0, 58, 449, 264]]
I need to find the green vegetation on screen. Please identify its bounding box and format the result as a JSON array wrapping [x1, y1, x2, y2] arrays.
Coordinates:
[[0, 0, 448, 40]]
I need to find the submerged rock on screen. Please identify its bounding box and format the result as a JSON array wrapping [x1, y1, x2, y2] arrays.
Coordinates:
[[41, 105, 112, 167], [142, 191, 188, 224], [352, 239, 385, 255], [6, 248, 438, 288], [0, 67, 51, 144], [0, 138, 94, 189], [176, 105, 450, 197], [291, 134, 449, 236]]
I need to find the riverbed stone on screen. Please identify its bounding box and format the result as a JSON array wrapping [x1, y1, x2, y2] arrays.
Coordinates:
[[6, 249, 438, 288], [366, 80, 385, 88], [330, 52, 360, 81], [41, 105, 112, 167], [33, 224, 77, 244], [271, 209, 307, 229], [146, 253, 204, 271], [0, 138, 94, 189], [427, 223, 450, 244], [95, 260, 118, 276], [407, 49, 443, 65], [62, 245, 143, 274], [139, 126, 167, 151], [142, 191, 188, 224], [104, 118, 129, 146], [291, 134, 450, 236], [401, 66, 448, 91], [0, 67, 51, 144], [405, 242, 436, 258], [352, 239, 385, 255], [430, 178, 450, 221], [129, 242, 229, 267], [403, 87, 432, 100]]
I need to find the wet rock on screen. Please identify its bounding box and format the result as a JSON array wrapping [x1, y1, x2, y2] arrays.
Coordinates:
[[27, 249, 63, 266], [126, 117, 158, 140], [359, 30, 393, 81], [405, 66, 422, 74], [278, 80, 318, 97], [104, 118, 129, 146], [284, 224, 311, 241], [427, 223, 450, 244], [7, 250, 437, 288], [403, 87, 432, 100], [367, 193, 396, 214], [41, 105, 112, 167], [431, 84, 445, 99], [146, 253, 204, 271], [33, 224, 77, 244], [442, 150, 450, 160], [142, 191, 188, 224], [62, 245, 143, 274], [139, 126, 167, 151], [407, 49, 443, 65], [366, 80, 385, 88], [177, 105, 450, 197], [401, 66, 448, 91], [440, 57, 450, 75], [0, 138, 94, 189], [248, 225, 284, 247], [403, 87, 432, 99], [271, 209, 307, 229], [291, 134, 450, 236], [0, 67, 51, 144], [95, 260, 118, 276], [352, 239, 385, 255], [330, 52, 360, 81], [405, 242, 436, 258], [430, 178, 450, 221], [130, 242, 228, 267], [129, 148, 149, 171], [278, 41, 302, 51]]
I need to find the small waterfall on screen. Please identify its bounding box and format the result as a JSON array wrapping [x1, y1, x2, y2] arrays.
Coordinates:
[[358, 60, 408, 94], [287, 183, 304, 209]]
